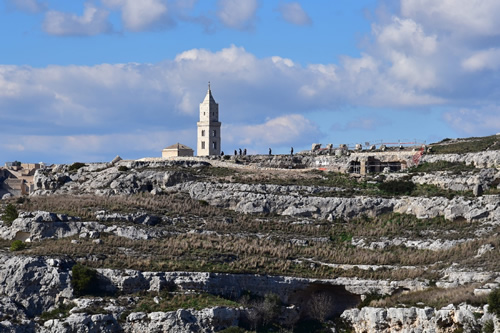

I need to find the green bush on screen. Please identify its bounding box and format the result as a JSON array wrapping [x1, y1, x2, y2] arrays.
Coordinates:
[[483, 319, 495, 333], [488, 288, 500, 316], [40, 303, 75, 321], [71, 263, 98, 296], [2, 204, 18, 226], [218, 327, 246, 333], [409, 161, 475, 174], [378, 180, 416, 196], [118, 165, 128, 172], [68, 162, 86, 172], [10, 240, 26, 252]]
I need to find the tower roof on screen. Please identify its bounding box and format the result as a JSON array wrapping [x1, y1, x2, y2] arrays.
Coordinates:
[[203, 82, 217, 104]]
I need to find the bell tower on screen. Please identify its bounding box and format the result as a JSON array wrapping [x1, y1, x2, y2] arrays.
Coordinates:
[[197, 82, 221, 156]]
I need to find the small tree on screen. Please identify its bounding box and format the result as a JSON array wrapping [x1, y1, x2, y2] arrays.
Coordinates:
[[379, 180, 416, 196], [2, 204, 18, 226], [71, 264, 98, 296], [68, 162, 86, 172], [307, 292, 334, 322], [10, 240, 26, 251], [488, 288, 500, 316]]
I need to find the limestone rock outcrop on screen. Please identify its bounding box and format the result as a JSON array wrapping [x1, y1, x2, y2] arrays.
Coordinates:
[[341, 304, 499, 333], [31, 160, 204, 196], [0, 255, 72, 317], [173, 181, 500, 222], [0, 210, 169, 241]]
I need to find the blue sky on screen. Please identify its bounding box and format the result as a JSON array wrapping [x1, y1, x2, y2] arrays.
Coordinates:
[[1, 0, 500, 163]]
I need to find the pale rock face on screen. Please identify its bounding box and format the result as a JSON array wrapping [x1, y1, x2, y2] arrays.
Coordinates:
[[421, 151, 500, 168], [0, 210, 169, 241], [37, 307, 240, 333], [124, 308, 240, 333], [0, 255, 72, 317], [175, 181, 500, 223], [341, 304, 492, 333], [31, 160, 206, 196]]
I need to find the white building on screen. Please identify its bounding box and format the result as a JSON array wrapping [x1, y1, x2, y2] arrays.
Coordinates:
[[162, 143, 194, 158], [197, 83, 221, 156]]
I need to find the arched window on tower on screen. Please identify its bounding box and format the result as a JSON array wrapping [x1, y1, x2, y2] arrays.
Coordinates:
[[201, 141, 205, 149], [201, 130, 205, 137], [212, 142, 217, 149], [212, 130, 216, 137]]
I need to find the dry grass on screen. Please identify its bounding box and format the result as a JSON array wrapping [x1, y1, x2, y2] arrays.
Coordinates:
[[12, 192, 499, 280], [20, 193, 224, 220], [22, 226, 498, 281], [372, 284, 488, 309]]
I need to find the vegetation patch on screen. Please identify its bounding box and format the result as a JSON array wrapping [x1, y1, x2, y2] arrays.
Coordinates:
[[71, 264, 98, 296], [135, 292, 238, 313], [39, 303, 75, 321], [10, 240, 26, 252], [378, 180, 415, 196], [371, 284, 487, 309], [68, 162, 86, 172], [2, 203, 18, 226], [409, 161, 476, 174], [429, 135, 500, 154], [488, 288, 500, 316]]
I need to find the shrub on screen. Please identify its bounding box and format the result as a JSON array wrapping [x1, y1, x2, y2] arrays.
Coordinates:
[[71, 263, 98, 296], [409, 161, 475, 174], [2, 204, 18, 226], [483, 319, 495, 333], [10, 240, 26, 252], [118, 165, 128, 172], [307, 292, 334, 321], [378, 180, 415, 196], [68, 162, 86, 172], [488, 288, 500, 316], [218, 327, 246, 333], [357, 292, 383, 309], [40, 303, 75, 321]]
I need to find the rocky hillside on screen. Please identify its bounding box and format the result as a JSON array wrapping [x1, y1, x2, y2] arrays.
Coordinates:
[[1, 135, 500, 332]]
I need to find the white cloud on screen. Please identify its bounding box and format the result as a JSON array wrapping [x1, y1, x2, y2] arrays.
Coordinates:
[[401, 0, 500, 38], [102, 0, 171, 31], [217, 0, 258, 30], [443, 106, 500, 135], [462, 48, 500, 72], [43, 3, 112, 36], [0, 129, 194, 163], [277, 2, 312, 26], [225, 114, 320, 147], [374, 17, 437, 56], [0, 44, 449, 143], [371, 17, 438, 90], [5, 0, 46, 13]]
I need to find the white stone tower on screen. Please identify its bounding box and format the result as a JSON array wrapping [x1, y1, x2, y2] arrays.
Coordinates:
[[197, 83, 221, 156]]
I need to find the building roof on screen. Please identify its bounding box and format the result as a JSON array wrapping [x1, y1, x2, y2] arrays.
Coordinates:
[[202, 83, 217, 105], [163, 143, 193, 150]]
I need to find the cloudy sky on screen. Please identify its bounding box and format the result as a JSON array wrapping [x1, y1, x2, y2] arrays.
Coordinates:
[[1, 0, 500, 163]]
